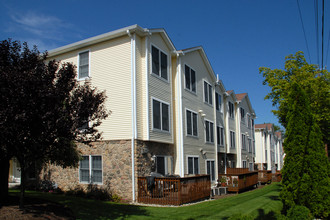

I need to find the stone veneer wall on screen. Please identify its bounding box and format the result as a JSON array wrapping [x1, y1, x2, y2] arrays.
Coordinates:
[[135, 140, 174, 177], [39, 139, 174, 202], [40, 140, 133, 201]]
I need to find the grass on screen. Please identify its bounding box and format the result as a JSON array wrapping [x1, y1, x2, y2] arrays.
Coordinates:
[[9, 183, 283, 220]]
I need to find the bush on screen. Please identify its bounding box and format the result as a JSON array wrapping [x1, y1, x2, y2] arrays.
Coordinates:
[[287, 205, 312, 220]]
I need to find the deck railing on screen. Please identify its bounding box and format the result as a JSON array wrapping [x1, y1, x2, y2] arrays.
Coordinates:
[[219, 168, 258, 193], [272, 171, 282, 182], [137, 175, 210, 206], [258, 170, 272, 184]]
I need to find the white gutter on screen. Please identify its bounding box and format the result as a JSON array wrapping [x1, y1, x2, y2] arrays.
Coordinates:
[[128, 30, 137, 202]]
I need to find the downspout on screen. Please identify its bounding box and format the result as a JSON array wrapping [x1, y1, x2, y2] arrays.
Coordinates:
[[213, 79, 218, 182], [177, 53, 184, 177], [224, 92, 229, 174], [145, 32, 150, 140], [128, 30, 137, 202]]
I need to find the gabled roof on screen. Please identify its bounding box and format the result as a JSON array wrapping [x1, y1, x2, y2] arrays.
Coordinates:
[[255, 123, 273, 131], [48, 24, 176, 57], [177, 46, 217, 83], [236, 93, 247, 101], [236, 93, 256, 116], [226, 90, 237, 102]]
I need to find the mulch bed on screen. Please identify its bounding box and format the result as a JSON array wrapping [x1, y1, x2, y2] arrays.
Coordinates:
[[0, 196, 74, 220]]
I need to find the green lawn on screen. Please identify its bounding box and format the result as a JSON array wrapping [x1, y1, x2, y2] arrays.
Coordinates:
[[9, 183, 283, 220]]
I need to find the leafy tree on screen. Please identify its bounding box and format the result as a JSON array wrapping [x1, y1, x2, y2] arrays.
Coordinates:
[[280, 82, 329, 218], [0, 39, 109, 208], [260, 51, 330, 146]]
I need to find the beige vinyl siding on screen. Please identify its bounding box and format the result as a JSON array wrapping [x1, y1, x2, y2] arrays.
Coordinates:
[[180, 50, 216, 175], [148, 33, 173, 144], [135, 35, 147, 140], [49, 36, 133, 140]]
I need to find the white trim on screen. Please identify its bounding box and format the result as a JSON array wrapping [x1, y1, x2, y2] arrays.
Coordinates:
[[217, 125, 225, 147], [130, 33, 137, 202], [77, 49, 91, 81], [150, 44, 170, 83], [177, 56, 184, 177], [145, 36, 150, 140], [185, 108, 198, 138], [151, 97, 170, 133], [186, 155, 200, 175]]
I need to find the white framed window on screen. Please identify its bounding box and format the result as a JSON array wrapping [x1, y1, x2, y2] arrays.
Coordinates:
[[248, 138, 252, 152], [78, 50, 90, 79], [151, 45, 168, 81], [184, 65, 196, 93], [240, 107, 245, 123], [217, 126, 224, 146], [206, 160, 215, 181], [230, 131, 236, 148], [187, 156, 199, 175], [186, 109, 198, 137], [215, 92, 222, 112], [152, 98, 170, 132], [242, 160, 247, 168], [229, 102, 234, 118], [203, 80, 212, 105], [248, 115, 252, 128], [155, 156, 173, 176], [79, 155, 102, 184], [230, 160, 236, 168], [242, 134, 246, 150], [205, 119, 214, 143]]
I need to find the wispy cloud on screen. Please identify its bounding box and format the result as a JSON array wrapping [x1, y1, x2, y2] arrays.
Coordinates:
[[5, 10, 81, 51]]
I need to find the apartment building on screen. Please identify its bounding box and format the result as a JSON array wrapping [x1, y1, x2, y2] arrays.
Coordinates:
[[254, 123, 283, 172], [37, 24, 257, 201]]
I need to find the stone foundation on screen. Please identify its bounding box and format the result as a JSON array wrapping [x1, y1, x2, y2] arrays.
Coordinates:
[[39, 139, 174, 202], [40, 140, 133, 200]]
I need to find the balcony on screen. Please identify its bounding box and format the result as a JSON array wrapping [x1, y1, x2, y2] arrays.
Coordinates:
[[219, 168, 258, 193], [258, 170, 272, 184], [137, 175, 211, 206]]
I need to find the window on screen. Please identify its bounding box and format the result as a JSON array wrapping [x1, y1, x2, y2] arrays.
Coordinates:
[[205, 120, 214, 143], [230, 161, 236, 168], [253, 141, 256, 153], [203, 81, 212, 105], [184, 65, 196, 93], [265, 150, 268, 161], [156, 156, 173, 176], [249, 162, 254, 171], [242, 134, 246, 150], [206, 160, 215, 181], [78, 51, 89, 79], [229, 102, 234, 118], [186, 109, 198, 137], [152, 45, 168, 80], [230, 131, 236, 148], [188, 156, 199, 174], [79, 155, 102, 184], [217, 126, 224, 146], [216, 92, 222, 112], [152, 98, 170, 132], [240, 108, 245, 122], [242, 161, 247, 168], [248, 115, 252, 128], [248, 138, 252, 152]]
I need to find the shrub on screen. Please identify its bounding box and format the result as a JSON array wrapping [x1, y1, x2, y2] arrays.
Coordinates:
[[287, 205, 312, 220]]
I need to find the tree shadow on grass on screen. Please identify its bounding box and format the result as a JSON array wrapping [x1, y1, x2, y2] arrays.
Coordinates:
[[255, 209, 279, 220]]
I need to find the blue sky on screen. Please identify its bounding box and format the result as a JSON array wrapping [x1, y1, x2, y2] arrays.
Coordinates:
[[1, 0, 329, 127]]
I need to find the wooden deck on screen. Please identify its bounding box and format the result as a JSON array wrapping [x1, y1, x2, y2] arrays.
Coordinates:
[[137, 175, 211, 205], [258, 170, 272, 184], [272, 171, 282, 182], [219, 168, 258, 193]]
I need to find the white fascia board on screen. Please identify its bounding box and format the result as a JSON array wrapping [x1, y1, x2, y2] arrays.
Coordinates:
[[48, 24, 146, 57]]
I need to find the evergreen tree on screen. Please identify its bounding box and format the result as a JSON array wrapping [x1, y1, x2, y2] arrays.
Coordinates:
[[280, 82, 329, 218]]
